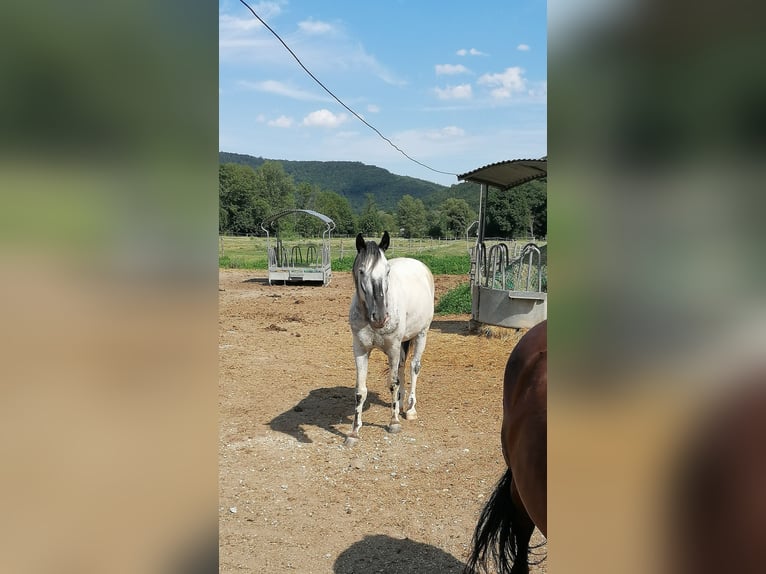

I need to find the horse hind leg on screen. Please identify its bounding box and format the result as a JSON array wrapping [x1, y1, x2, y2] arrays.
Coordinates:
[[403, 331, 427, 421], [509, 476, 536, 574]]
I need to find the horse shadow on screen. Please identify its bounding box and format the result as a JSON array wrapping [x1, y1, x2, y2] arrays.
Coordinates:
[[334, 534, 465, 574], [243, 277, 325, 287], [430, 319, 471, 335], [269, 386, 388, 443]]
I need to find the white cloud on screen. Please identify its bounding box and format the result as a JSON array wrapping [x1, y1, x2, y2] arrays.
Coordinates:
[[298, 19, 334, 34], [346, 50, 406, 86], [302, 109, 348, 128], [219, 14, 266, 33], [219, 14, 248, 32], [253, 1, 284, 19], [220, 3, 405, 86], [435, 64, 470, 75], [517, 44, 531, 52], [456, 48, 486, 57], [367, 104, 380, 113], [434, 84, 473, 100], [430, 126, 466, 139], [478, 67, 527, 99], [394, 125, 467, 147], [219, 14, 265, 51], [219, 3, 284, 48], [267, 115, 294, 128], [239, 80, 326, 102]]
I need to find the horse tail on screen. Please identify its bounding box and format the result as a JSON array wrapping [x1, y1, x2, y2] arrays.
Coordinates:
[[400, 339, 411, 362], [464, 468, 517, 574]]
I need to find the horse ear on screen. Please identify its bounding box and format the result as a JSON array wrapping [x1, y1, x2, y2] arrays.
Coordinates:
[[355, 233, 366, 252], [379, 231, 390, 251]]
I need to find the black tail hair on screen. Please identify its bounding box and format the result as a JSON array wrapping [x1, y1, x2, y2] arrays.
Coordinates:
[[400, 339, 411, 361], [464, 469, 517, 574]]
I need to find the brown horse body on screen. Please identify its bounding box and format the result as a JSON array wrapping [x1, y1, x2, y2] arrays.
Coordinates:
[[465, 320, 547, 574], [672, 376, 766, 574]]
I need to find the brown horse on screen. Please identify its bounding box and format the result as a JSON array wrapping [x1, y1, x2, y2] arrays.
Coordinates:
[[670, 372, 766, 574], [464, 320, 547, 574]]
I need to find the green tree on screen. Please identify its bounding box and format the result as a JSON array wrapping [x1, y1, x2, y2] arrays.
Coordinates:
[[219, 206, 229, 233], [315, 190, 356, 235], [293, 182, 325, 237], [426, 208, 443, 238], [484, 180, 546, 238], [295, 181, 315, 211], [219, 162, 264, 234], [396, 194, 428, 238], [254, 161, 296, 236], [256, 161, 296, 214], [440, 198, 476, 238], [527, 181, 547, 237], [358, 194, 383, 235], [379, 211, 396, 236]]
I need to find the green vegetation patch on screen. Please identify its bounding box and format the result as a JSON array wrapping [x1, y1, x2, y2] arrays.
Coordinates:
[[413, 254, 470, 275], [333, 253, 469, 275], [219, 254, 264, 269], [435, 282, 472, 315]]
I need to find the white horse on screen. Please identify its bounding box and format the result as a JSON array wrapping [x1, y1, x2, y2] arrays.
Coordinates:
[[346, 232, 435, 446]]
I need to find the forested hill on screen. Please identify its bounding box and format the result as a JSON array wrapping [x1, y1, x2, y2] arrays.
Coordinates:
[[219, 151, 546, 238], [219, 151, 472, 213]]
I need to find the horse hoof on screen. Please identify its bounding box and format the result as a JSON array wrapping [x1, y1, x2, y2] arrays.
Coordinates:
[[404, 410, 418, 421], [344, 436, 359, 447], [388, 423, 402, 434]]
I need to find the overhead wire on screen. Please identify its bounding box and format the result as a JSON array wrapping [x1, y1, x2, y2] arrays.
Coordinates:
[[237, 0, 459, 178]]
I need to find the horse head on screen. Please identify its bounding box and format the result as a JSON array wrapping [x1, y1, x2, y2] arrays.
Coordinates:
[[353, 232, 391, 329]]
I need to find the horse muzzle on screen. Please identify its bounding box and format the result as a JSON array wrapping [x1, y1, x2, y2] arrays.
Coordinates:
[[370, 315, 389, 329]]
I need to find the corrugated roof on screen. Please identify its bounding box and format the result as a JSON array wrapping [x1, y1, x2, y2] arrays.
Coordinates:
[[261, 209, 336, 229], [457, 158, 547, 190]]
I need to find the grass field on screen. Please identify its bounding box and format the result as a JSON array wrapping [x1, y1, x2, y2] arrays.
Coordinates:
[[219, 235, 542, 275], [220, 235, 547, 315]]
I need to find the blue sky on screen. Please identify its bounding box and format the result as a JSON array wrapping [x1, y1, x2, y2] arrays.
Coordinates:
[[219, 0, 546, 186]]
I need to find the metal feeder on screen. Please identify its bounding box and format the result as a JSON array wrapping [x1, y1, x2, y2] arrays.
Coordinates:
[[260, 209, 335, 286], [458, 159, 547, 329]]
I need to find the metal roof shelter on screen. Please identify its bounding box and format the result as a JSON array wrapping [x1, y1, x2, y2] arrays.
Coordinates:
[[261, 209, 335, 230], [458, 158, 547, 244], [458, 158, 547, 190], [458, 158, 547, 329]]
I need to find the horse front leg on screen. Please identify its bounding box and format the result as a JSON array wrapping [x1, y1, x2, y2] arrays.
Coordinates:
[[345, 345, 370, 447], [403, 330, 428, 421], [387, 346, 403, 434]]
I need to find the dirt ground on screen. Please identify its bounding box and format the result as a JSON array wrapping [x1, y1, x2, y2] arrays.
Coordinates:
[[219, 268, 546, 573]]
